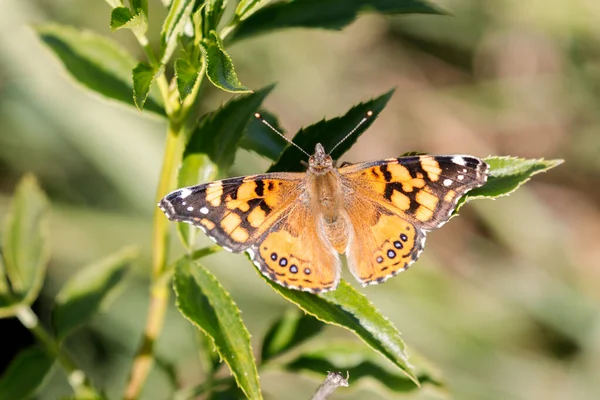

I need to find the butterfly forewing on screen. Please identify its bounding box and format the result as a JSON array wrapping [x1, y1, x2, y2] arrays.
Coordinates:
[[159, 173, 304, 252], [340, 155, 489, 231]]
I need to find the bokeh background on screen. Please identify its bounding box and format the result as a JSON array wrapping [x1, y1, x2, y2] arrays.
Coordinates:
[[1, 0, 599, 399]]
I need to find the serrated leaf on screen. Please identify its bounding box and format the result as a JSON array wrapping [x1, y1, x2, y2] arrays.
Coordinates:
[[52, 247, 136, 340], [175, 49, 203, 102], [231, 0, 443, 42], [235, 0, 270, 20], [35, 24, 165, 116], [174, 258, 262, 400], [2, 175, 49, 305], [132, 62, 159, 111], [260, 277, 418, 384], [201, 31, 251, 93], [160, 0, 195, 64], [261, 309, 325, 362], [0, 347, 54, 400], [268, 90, 394, 172], [184, 85, 273, 172], [283, 342, 444, 395], [110, 7, 148, 39], [176, 154, 217, 248], [239, 110, 288, 160], [456, 156, 564, 213]]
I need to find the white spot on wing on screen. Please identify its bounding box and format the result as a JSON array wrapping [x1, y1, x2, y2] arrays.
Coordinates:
[[179, 188, 192, 199], [187, 206, 194, 211], [443, 179, 453, 187], [246, 247, 255, 259], [200, 207, 209, 215], [452, 156, 466, 166], [222, 246, 233, 252], [457, 175, 464, 181]]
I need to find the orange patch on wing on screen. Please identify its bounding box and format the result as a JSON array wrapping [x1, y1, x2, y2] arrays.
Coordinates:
[[420, 156, 442, 182], [401, 178, 425, 192], [415, 205, 434, 222], [247, 207, 267, 228], [236, 181, 258, 199], [387, 163, 412, 182], [231, 227, 249, 242], [416, 189, 439, 211], [221, 212, 242, 234], [206, 182, 223, 207], [200, 218, 215, 230], [390, 190, 411, 211], [444, 190, 456, 202]]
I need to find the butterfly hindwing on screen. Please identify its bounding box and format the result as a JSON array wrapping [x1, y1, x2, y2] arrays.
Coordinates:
[[345, 199, 426, 285], [249, 201, 341, 293], [159, 173, 304, 252], [340, 155, 488, 230]]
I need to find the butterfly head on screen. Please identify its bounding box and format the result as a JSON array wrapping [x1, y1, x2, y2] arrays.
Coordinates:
[[308, 143, 334, 175]]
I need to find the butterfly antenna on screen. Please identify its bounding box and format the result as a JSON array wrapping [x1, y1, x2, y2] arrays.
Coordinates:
[[254, 113, 311, 157], [329, 111, 374, 155]]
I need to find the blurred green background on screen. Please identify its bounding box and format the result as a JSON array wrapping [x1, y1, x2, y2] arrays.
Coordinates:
[[1, 0, 599, 399]]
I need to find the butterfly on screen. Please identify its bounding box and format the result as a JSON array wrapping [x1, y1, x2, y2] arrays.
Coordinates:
[[159, 119, 488, 293]]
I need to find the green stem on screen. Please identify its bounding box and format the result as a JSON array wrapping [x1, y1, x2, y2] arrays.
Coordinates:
[[15, 305, 100, 398], [124, 22, 208, 400], [124, 122, 186, 400]]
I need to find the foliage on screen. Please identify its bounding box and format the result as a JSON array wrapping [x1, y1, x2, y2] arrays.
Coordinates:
[[0, 0, 565, 399]]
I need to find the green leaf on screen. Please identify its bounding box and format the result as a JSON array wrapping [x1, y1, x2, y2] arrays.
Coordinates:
[[35, 24, 165, 116], [260, 277, 418, 384], [175, 49, 203, 102], [109, 7, 148, 39], [176, 154, 217, 248], [239, 110, 288, 160], [235, 0, 270, 20], [456, 156, 565, 213], [0, 347, 54, 400], [184, 85, 273, 172], [283, 342, 444, 395], [132, 62, 159, 111], [52, 247, 136, 340], [261, 309, 325, 362], [160, 0, 196, 64], [231, 0, 443, 42], [268, 90, 394, 172], [203, 0, 227, 36], [174, 258, 262, 400], [201, 31, 251, 93], [2, 175, 49, 305]]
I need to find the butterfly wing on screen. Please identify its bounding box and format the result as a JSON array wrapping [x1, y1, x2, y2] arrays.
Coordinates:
[[159, 173, 340, 292], [247, 201, 341, 293], [340, 155, 488, 285], [340, 155, 489, 230], [159, 173, 305, 252]]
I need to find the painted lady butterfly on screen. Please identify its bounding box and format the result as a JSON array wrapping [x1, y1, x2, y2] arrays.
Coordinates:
[[159, 114, 488, 293]]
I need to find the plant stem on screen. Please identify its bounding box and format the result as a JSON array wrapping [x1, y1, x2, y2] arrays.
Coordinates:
[[123, 25, 207, 399], [15, 305, 100, 398], [124, 122, 185, 400]]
